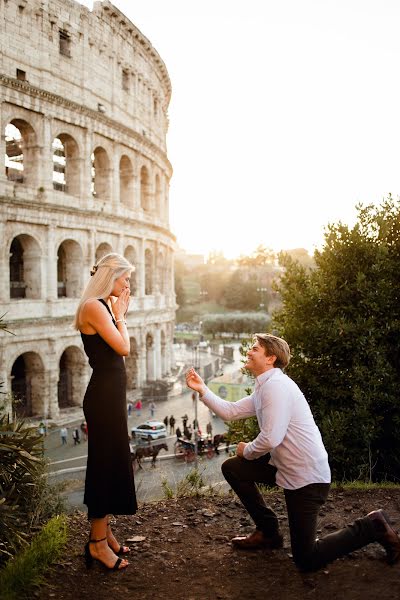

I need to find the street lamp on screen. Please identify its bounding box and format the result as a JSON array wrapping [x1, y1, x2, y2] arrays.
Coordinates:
[[192, 320, 203, 469]]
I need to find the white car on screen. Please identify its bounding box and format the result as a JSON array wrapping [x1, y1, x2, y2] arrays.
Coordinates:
[[131, 420, 167, 441]]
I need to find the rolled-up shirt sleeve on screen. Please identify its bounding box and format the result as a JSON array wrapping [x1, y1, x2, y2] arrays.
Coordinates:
[[243, 381, 292, 460], [200, 388, 255, 420]]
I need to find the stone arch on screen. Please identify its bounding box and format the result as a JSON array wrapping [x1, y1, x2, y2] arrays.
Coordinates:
[[57, 239, 83, 298], [145, 248, 153, 295], [52, 133, 81, 195], [58, 346, 87, 409], [95, 242, 113, 263], [119, 155, 134, 208], [5, 120, 38, 185], [11, 352, 45, 417], [154, 173, 161, 217], [9, 234, 41, 299], [140, 165, 151, 212], [92, 146, 111, 200], [146, 333, 155, 381], [125, 336, 138, 392], [124, 245, 137, 295]]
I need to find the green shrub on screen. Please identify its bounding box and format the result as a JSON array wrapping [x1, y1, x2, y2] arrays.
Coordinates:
[[0, 412, 64, 566], [0, 514, 67, 600]]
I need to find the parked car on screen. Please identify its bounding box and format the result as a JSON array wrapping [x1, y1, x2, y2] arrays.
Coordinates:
[[131, 420, 167, 441]]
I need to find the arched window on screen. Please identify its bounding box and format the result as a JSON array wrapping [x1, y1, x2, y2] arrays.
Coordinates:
[[11, 352, 45, 417], [161, 330, 167, 375], [120, 155, 134, 207], [58, 347, 87, 409], [145, 249, 153, 295], [5, 120, 38, 185], [9, 234, 41, 299], [157, 251, 167, 294], [52, 134, 80, 195], [124, 245, 137, 295], [95, 242, 112, 263], [5, 123, 24, 183], [155, 174, 161, 217], [146, 333, 155, 381], [57, 240, 83, 298], [92, 147, 110, 200], [140, 166, 151, 211]]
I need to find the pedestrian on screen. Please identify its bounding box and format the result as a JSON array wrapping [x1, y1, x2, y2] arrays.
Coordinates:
[[169, 415, 176, 434], [163, 415, 169, 429], [135, 399, 142, 416], [60, 426, 68, 445], [186, 333, 400, 572], [182, 413, 188, 428], [206, 422, 212, 438], [149, 400, 156, 418], [176, 426, 182, 439], [80, 420, 88, 442], [75, 252, 137, 570], [183, 425, 191, 441], [127, 401, 133, 417], [38, 421, 46, 436], [72, 427, 81, 445]]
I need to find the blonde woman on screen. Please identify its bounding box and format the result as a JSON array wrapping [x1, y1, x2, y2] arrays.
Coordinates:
[[74, 253, 137, 571]]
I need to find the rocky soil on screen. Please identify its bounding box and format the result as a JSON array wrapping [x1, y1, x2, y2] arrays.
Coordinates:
[[39, 487, 400, 600]]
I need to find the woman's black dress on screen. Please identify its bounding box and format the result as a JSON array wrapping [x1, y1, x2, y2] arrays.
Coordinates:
[[81, 299, 137, 519]]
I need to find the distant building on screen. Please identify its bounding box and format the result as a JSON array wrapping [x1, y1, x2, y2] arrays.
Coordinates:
[[175, 248, 205, 269], [0, 0, 176, 419]]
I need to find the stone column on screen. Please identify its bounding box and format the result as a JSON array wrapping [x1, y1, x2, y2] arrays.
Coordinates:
[[47, 225, 57, 300], [0, 221, 9, 302], [46, 340, 59, 419], [39, 116, 54, 191], [137, 238, 145, 298]]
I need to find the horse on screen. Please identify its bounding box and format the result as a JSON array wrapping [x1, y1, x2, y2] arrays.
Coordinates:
[[213, 433, 230, 455], [132, 442, 168, 469]]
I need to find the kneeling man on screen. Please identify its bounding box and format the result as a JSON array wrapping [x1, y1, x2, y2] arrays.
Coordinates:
[[186, 333, 400, 571]]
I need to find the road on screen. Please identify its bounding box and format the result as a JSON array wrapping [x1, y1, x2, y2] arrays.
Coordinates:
[[45, 344, 243, 511]]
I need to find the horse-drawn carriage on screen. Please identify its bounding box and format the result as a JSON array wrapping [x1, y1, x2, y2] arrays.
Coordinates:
[[130, 441, 168, 469], [174, 433, 230, 462]]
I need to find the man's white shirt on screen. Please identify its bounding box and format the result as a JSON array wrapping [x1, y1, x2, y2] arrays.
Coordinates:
[[200, 368, 331, 490]]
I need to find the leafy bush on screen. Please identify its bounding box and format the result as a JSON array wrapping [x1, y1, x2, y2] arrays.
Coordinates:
[[0, 515, 67, 600], [273, 196, 400, 482], [0, 411, 64, 566]]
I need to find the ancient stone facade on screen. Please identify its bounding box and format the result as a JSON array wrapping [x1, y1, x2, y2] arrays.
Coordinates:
[[0, 0, 176, 419]]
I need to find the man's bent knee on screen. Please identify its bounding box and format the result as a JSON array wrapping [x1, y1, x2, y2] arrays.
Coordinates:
[[221, 455, 241, 480]]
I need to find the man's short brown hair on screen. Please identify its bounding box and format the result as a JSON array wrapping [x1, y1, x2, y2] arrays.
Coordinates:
[[254, 333, 291, 369]]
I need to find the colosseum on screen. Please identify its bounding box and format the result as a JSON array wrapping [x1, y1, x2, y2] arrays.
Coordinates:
[[0, 0, 176, 419]]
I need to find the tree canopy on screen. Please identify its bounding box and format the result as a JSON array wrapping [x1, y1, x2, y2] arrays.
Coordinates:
[[273, 196, 400, 481]]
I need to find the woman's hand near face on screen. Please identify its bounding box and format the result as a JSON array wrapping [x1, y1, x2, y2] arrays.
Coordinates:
[[112, 287, 131, 320]]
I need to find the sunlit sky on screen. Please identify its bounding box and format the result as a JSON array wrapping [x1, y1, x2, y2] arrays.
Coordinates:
[[81, 0, 400, 258]]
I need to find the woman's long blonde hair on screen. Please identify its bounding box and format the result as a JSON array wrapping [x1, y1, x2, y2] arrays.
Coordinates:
[[74, 253, 134, 330]]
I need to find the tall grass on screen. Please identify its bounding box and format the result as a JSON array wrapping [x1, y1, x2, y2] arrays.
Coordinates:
[[0, 515, 67, 600]]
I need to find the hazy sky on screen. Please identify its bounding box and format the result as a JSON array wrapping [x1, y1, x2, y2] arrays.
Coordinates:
[[81, 1, 400, 258]]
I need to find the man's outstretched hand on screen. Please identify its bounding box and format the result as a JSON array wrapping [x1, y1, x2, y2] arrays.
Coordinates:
[[186, 367, 206, 395], [236, 441, 247, 457]]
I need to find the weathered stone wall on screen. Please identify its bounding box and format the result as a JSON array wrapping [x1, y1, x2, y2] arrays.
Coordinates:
[[0, 0, 176, 419]]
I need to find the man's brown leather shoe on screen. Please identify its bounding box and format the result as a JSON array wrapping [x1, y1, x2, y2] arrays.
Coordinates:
[[231, 529, 283, 550], [368, 509, 400, 565]]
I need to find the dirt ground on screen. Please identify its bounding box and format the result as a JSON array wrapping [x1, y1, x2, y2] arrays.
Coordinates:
[[39, 488, 400, 600]]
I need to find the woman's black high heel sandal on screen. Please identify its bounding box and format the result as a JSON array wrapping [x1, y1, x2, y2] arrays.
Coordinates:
[[84, 537, 126, 570], [107, 522, 130, 555]]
